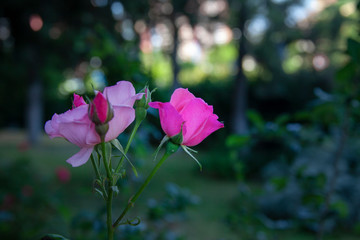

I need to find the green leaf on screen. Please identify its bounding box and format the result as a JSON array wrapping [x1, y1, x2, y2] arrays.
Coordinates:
[[41, 234, 70, 240], [111, 139, 138, 177], [105, 142, 112, 164], [226, 134, 250, 148], [246, 109, 265, 130], [94, 188, 106, 200], [347, 38, 360, 64], [84, 95, 92, 104], [111, 139, 125, 154], [275, 114, 290, 126], [94, 146, 102, 166], [336, 61, 357, 82], [128, 160, 138, 177], [181, 145, 202, 171], [331, 200, 349, 219], [153, 135, 169, 161], [95, 179, 102, 186], [271, 177, 287, 191]]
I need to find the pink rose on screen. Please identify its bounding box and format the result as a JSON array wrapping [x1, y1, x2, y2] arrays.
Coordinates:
[[149, 88, 224, 146], [45, 81, 143, 167]]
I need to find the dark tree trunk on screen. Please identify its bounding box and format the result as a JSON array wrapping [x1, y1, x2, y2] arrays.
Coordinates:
[[27, 80, 43, 145], [232, 1, 249, 135], [171, 13, 181, 91], [26, 48, 43, 145]]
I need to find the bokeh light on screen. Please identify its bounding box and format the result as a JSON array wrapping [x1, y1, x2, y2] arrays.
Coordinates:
[[29, 14, 43, 32], [313, 54, 329, 71], [111, 1, 125, 20]]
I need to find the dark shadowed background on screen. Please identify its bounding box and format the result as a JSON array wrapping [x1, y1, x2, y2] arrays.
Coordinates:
[[1, 0, 360, 239]]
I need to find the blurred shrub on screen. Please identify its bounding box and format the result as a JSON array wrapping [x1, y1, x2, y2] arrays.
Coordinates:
[[147, 182, 200, 221], [227, 36, 360, 238], [117, 182, 199, 240], [0, 157, 54, 239]]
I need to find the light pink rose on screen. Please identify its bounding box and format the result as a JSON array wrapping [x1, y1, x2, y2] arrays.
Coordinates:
[[45, 81, 143, 167], [149, 88, 224, 146]]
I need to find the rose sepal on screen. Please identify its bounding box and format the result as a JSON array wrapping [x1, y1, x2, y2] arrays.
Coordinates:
[[181, 145, 202, 171]]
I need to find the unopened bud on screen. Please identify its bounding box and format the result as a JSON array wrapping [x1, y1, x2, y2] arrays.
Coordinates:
[[135, 106, 147, 124], [88, 92, 114, 141], [135, 86, 154, 110], [135, 86, 155, 123], [88, 92, 114, 125]]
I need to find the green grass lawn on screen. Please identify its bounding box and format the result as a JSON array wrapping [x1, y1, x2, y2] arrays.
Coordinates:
[[0, 129, 359, 240]]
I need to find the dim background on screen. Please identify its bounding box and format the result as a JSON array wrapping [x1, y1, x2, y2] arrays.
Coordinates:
[[1, 0, 360, 239]]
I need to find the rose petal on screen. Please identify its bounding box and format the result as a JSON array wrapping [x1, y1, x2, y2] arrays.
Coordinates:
[[149, 102, 184, 137], [92, 92, 108, 123], [129, 93, 145, 106], [170, 88, 196, 113], [55, 105, 95, 147], [85, 122, 100, 145], [61, 105, 90, 122], [66, 147, 94, 167], [45, 115, 62, 138], [180, 98, 213, 143], [45, 105, 93, 142], [183, 114, 224, 146], [73, 94, 86, 108], [103, 81, 143, 107], [105, 106, 136, 142]]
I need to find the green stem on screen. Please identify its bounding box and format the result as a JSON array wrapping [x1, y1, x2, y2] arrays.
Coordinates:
[[101, 141, 112, 180], [101, 142, 114, 240], [114, 121, 141, 175], [113, 149, 174, 227], [107, 188, 114, 240]]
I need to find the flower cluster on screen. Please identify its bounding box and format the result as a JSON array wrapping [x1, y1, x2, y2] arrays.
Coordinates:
[[45, 82, 223, 167], [44, 81, 224, 240], [45, 81, 143, 167]]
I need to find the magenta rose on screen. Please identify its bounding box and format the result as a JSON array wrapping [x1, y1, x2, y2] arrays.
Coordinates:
[[45, 81, 143, 167], [149, 88, 224, 146]]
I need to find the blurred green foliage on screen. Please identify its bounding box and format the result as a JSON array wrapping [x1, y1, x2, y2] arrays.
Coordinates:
[[225, 32, 360, 238], [1, 0, 360, 239]]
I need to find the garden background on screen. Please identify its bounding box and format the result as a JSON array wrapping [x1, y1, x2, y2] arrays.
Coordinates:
[[1, 0, 360, 239]]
